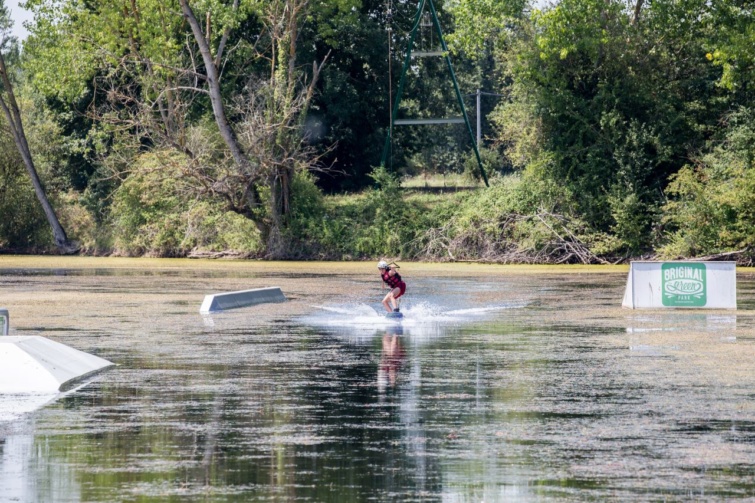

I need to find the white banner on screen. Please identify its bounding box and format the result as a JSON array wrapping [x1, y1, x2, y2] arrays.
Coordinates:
[[622, 261, 736, 309]]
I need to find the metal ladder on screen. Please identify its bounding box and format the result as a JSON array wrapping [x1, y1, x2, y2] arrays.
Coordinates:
[[381, 0, 488, 186]]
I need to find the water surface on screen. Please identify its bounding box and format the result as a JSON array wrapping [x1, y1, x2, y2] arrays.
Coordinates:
[[0, 259, 753, 501]]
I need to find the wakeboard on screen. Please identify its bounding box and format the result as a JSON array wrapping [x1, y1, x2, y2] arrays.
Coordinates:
[[385, 311, 404, 320]]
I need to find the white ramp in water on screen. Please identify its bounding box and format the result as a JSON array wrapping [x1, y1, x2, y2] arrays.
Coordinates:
[[200, 286, 286, 313], [0, 336, 113, 393], [622, 261, 736, 309]]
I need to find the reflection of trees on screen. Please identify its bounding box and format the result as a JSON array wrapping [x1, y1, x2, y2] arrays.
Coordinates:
[[0, 429, 81, 501], [12, 339, 432, 499], [285, 328, 443, 499], [16, 327, 497, 500]]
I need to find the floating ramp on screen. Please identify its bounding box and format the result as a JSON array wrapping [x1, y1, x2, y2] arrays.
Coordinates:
[[0, 336, 114, 393], [622, 261, 736, 309], [200, 287, 286, 314]]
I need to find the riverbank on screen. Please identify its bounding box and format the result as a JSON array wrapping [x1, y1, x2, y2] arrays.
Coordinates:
[[5, 172, 755, 266], [0, 255, 629, 274]]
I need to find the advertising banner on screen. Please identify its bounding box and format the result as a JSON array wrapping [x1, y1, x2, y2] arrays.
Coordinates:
[[622, 261, 736, 309]]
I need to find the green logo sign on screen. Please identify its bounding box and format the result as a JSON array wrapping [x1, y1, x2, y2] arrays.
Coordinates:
[[662, 263, 706, 307]]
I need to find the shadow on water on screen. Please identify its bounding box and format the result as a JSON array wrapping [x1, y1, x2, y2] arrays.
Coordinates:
[[0, 266, 754, 501]]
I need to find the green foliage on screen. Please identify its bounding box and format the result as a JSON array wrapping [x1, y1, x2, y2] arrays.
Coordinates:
[[446, 0, 527, 56], [317, 167, 387, 256], [110, 151, 262, 256], [288, 170, 326, 224], [282, 166, 436, 259], [660, 108, 755, 258], [0, 132, 52, 250], [54, 190, 101, 252], [285, 169, 621, 263], [23, 0, 187, 101], [185, 202, 262, 254], [463, 147, 505, 182], [704, 0, 755, 92], [357, 166, 417, 256], [110, 154, 186, 256], [3, 0, 753, 262], [17, 87, 76, 190], [278, 170, 326, 256], [406, 141, 466, 179], [604, 118, 670, 254], [367, 164, 402, 209], [413, 172, 621, 262], [488, 0, 734, 255]]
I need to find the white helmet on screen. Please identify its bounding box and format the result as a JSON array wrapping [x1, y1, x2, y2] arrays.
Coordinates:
[[377, 260, 388, 270]]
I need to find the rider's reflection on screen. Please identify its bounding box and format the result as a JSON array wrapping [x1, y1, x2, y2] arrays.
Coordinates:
[[377, 326, 405, 393]]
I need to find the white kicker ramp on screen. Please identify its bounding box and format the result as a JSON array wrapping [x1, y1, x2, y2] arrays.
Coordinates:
[[622, 261, 736, 309], [200, 287, 286, 313], [0, 336, 114, 393]]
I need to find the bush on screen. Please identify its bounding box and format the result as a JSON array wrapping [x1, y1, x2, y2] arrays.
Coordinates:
[[281, 166, 435, 259], [415, 170, 621, 263], [185, 203, 262, 254], [0, 135, 53, 251], [110, 151, 263, 256], [278, 164, 621, 263], [659, 108, 755, 259], [56, 191, 101, 253], [463, 147, 507, 182], [277, 170, 327, 257]]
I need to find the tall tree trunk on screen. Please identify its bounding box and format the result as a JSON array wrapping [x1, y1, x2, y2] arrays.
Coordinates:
[[631, 0, 644, 25], [0, 53, 78, 253], [179, 0, 282, 251], [178, 0, 252, 176]]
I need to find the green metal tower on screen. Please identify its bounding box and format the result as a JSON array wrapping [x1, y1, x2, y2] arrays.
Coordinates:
[[381, 0, 489, 187]]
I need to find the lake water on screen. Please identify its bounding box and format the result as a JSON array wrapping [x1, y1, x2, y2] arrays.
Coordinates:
[[0, 259, 753, 501]]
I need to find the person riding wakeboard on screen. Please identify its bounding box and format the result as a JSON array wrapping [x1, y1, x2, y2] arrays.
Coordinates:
[[378, 260, 406, 313]]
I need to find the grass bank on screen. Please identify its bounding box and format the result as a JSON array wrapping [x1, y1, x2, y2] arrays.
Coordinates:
[[6, 167, 755, 265]]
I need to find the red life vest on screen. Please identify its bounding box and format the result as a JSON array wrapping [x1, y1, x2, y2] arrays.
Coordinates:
[[381, 270, 402, 288]]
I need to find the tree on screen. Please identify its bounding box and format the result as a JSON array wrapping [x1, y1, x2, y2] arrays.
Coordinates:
[[0, 0, 77, 252], [705, 0, 755, 98], [23, 0, 342, 256], [177, 0, 333, 254], [471, 0, 732, 253], [178, 0, 251, 178]]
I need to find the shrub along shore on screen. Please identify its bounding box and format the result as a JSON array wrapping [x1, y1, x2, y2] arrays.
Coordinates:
[[4, 167, 754, 266]]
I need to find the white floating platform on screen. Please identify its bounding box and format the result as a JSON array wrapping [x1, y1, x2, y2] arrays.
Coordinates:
[[200, 286, 286, 314], [622, 261, 736, 309], [0, 336, 114, 393]]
